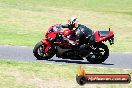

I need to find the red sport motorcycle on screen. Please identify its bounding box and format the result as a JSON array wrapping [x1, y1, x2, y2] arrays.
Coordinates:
[[33, 24, 114, 64]]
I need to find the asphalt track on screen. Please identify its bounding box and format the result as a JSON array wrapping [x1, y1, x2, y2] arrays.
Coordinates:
[[0, 45, 132, 69]]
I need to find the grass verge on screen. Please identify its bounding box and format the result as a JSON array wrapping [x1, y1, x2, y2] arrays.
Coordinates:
[[0, 0, 132, 51], [0, 60, 132, 88]]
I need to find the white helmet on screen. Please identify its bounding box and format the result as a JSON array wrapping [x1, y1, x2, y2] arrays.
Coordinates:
[[68, 17, 79, 28]]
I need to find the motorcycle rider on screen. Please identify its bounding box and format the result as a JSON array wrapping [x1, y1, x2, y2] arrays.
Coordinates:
[[61, 17, 79, 46], [47, 17, 94, 48], [46, 17, 95, 58], [61, 17, 95, 47]]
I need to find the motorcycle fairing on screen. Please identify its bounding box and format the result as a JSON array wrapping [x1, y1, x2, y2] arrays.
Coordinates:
[[94, 31, 114, 45], [46, 32, 57, 40], [41, 39, 52, 53]]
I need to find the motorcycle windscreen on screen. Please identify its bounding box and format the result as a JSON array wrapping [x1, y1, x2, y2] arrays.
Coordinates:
[[53, 24, 62, 32]]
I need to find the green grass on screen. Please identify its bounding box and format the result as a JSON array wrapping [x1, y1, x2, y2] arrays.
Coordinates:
[[0, 60, 132, 88], [0, 0, 132, 51]]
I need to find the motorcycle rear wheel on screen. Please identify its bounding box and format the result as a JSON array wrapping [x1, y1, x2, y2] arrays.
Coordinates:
[[33, 41, 55, 60], [86, 43, 109, 64]]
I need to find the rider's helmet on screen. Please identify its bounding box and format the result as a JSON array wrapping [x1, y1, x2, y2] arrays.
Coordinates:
[[68, 17, 79, 29]]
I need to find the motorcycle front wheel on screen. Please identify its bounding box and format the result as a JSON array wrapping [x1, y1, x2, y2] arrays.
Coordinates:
[[86, 43, 109, 64], [33, 41, 55, 60]]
